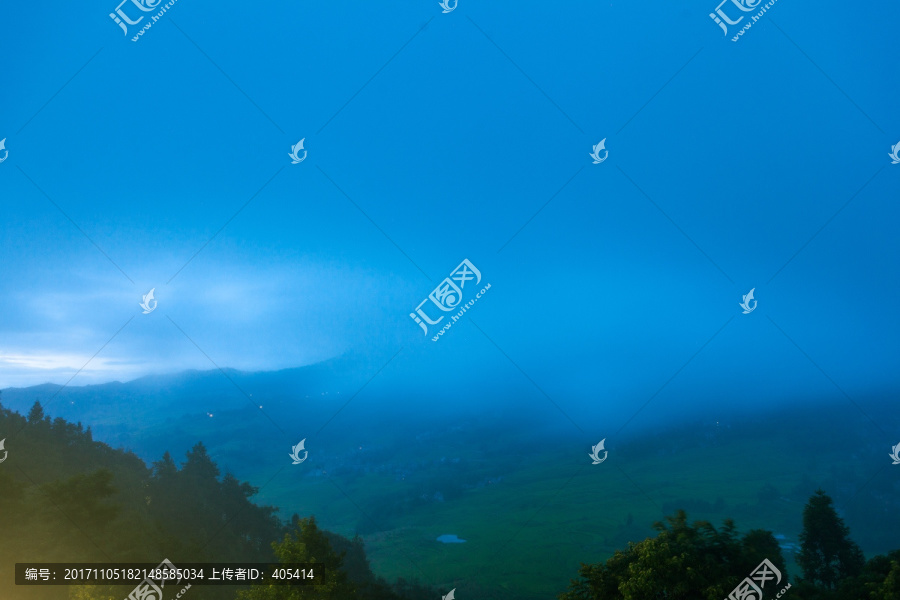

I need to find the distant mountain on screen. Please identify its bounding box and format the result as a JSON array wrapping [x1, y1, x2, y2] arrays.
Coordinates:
[[0, 355, 377, 456]]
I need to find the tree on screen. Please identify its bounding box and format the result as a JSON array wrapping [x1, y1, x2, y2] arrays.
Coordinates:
[[797, 489, 865, 589], [872, 559, 900, 600], [559, 510, 785, 600], [181, 441, 221, 488], [42, 469, 119, 534], [740, 529, 786, 579], [236, 516, 353, 599], [27, 401, 46, 423], [824, 549, 900, 600], [152, 451, 178, 480]]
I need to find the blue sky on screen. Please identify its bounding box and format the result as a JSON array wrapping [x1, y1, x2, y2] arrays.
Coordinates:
[[0, 1, 898, 432]]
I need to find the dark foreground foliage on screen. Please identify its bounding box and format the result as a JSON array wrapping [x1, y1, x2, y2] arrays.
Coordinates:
[[235, 516, 434, 600], [558, 510, 785, 600], [559, 490, 900, 600]]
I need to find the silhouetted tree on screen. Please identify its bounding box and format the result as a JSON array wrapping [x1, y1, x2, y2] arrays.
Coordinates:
[[27, 401, 46, 424], [740, 529, 786, 578], [797, 489, 864, 589], [559, 510, 785, 600], [152, 450, 178, 480]]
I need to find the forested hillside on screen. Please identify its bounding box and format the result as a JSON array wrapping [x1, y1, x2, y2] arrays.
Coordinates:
[[0, 396, 434, 600]]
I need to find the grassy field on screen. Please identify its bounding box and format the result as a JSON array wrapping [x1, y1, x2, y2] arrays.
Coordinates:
[[249, 427, 817, 600], [106, 396, 891, 600], [4, 374, 892, 599]]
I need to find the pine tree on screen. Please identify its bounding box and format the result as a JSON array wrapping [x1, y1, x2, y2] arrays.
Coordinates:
[[152, 450, 179, 480], [797, 489, 865, 589], [27, 401, 45, 423]]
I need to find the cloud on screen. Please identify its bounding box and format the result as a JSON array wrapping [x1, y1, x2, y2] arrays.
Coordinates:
[[0, 254, 414, 388]]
